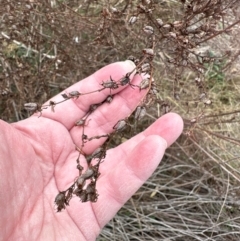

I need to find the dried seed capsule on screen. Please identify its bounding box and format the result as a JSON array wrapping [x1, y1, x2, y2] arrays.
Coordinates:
[[191, 118, 197, 123], [113, 119, 127, 132], [106, 95, 113, 103], [73, 187, 82, 196], [86, 182, 96, 194], [82, 134, 88, 142], [79, 190, 88, 202], [195, 77, 201, 84], [163, 104, 170, 113], [168, 32, 177, 38], [55, 192, 66, 212], [138, 4, 146, 12], [110, 6, 119, 13], [182, 60, 188, 66], [81, 168, 95, 180], [75, 119, 86, 126], [193, 4, 200, 13], [127, 55, 136, 62], [156, 18, 163, 27], [119, 74, 130, 86], [200, 93, 211, 105], [182, 38, 189, 44], [140, 78, 150, 90], [86, 155, 93, 163], [163, 24, 171, 29], [1, 87, 10, 96], [24, 103, 38, 112], [77, 164, 84, 175], [150, 86, 159, 95], [143, 0, 151, 4], [143, 48, 154, 56], [89, 104, 99, 112], [143, 25, 154, 35], [140, 63, 150, 72], [91, 147, 106, 159], [199, 93, 206, 100], [174, 93, 180, 100], [69, 91, 81, 98], [55, 192, 65, 205], [204, 99, 211, 105], [88, 192, 98, 202], [135, 106, 146, 120], [129, 16, 137, 24], [101, 77, 118, 89], [173, 21, 183, 28], [202, 57, 211, 63], [61, 93, 69, 99], [77, 177, 86, 189], [134, 58, 140, 65], [65, 187, 74, 205], [49, 101, 56, 112]]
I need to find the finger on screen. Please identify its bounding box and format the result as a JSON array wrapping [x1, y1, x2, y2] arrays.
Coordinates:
[[115, 112, 184, 150], [39, 60, 136, 129], [92, 113, 183, 225], [100, 113, 183, 181], [94, 136, 167, 227], [70, 73, 148, 154]]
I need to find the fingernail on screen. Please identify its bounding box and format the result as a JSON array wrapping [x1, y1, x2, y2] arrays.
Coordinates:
[[125, 59, 136, 68], [163, 139, 168, 149], [157, 136, 168, 149]]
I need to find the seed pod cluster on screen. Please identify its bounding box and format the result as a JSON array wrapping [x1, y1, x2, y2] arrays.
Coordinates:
[[143, 25, 154, 35], [135, 106, 146, 120], [55, 160, 101, 211], [29, 45, 156, 212], [129, 16, 137, 24]]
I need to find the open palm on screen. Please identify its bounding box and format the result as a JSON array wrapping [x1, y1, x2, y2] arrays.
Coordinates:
[[0, 61, 183, 241]]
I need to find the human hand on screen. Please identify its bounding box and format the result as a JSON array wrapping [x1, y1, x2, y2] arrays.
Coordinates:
[[0, 60, 183, 241]]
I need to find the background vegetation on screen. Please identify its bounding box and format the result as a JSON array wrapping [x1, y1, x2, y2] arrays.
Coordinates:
[[1, 0, 240, 240]]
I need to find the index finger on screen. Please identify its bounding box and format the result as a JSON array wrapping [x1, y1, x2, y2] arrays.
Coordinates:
[[38, 60, 136, 129]]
